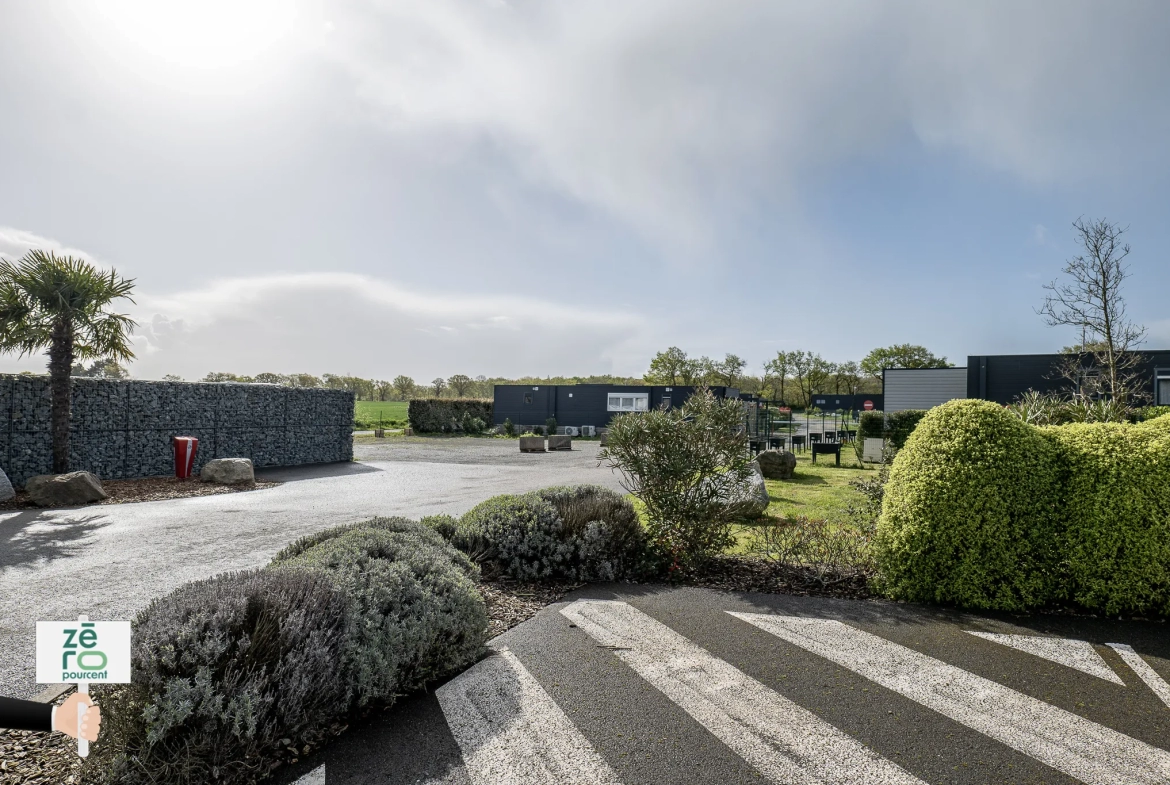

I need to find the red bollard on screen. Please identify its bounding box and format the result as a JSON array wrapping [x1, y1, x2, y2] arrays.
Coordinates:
[[173, 436, 199, 479]]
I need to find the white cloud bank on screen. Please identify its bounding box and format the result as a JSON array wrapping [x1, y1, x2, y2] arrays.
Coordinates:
[[0, 226, 655, 380], [128, 272, 652, 380]]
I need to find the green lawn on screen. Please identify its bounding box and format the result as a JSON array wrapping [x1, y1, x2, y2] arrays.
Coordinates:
[[730, 448, 875, 553], [354, 400, 409, 427]]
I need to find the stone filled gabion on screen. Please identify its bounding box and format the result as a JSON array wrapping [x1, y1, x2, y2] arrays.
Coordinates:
[[0, 376, 354, 485]]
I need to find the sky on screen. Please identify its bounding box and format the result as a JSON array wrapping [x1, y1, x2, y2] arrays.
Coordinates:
[[1, 0, 1168, 382]]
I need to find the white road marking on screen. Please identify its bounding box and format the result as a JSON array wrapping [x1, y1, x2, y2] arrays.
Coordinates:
[[435, 646, 622, 785], [732, 613, 1170, 785], [966, 632, 1124, 684], [1108, 643, 1170, 708], [291, 764, 325, 785], [561, 600, 926, 785]]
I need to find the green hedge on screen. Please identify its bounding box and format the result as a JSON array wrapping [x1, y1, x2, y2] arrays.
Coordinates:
[[876, 400, 1062, 610], [408, 398, 493, 433], [877, 402, 1170, 615], [857, 411, 884, 441], [1051, 420, 1170, 615], [856, 409, 927, 449]]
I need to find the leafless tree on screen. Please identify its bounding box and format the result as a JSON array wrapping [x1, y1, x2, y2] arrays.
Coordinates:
[[1037, 217, 1147, 403]]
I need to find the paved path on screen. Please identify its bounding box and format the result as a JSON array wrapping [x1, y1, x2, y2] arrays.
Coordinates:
[[274, 585, 1170, 785], [0, 439, 621, 697]]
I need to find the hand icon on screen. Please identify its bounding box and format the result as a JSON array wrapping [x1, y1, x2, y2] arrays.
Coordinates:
[[54, 692, 101, 742]]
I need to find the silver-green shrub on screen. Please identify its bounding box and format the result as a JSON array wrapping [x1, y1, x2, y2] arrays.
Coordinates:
[[533, 485, 644, 581], [456, 494, 576, 580], [269, 520, 487, 707], [86, 569, 349, 785]]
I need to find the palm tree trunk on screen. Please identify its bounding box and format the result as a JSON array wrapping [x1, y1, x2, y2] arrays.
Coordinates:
[[48, 319, 74, 474]]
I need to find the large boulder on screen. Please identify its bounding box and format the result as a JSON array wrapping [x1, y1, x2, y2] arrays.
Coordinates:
[[717, 462, 770, 518], [756, 449, 797, 480], [201, 458, 255, 485], [25, 472, 107, 507], [0, 467, 14, 502]]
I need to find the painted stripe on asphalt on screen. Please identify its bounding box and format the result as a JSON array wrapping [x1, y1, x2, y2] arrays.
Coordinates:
[[732, 613, 1170, 785], [1108, 643, 1170, 708], [291, 764, 325, 785], [966, 632, 1124, 684], [561, 600, 926, 785], [435, 646, 622, 785]]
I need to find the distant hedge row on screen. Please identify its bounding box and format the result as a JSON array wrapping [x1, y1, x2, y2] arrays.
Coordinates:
[[857, 409, 928, 450], [407, 398, 493, 433], [877, 400, 1170, 615]]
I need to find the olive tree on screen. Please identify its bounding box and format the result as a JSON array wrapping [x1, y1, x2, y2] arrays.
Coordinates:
[[600, 388, 752, 573]]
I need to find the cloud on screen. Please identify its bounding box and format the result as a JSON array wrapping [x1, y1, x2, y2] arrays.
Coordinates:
[[320, 1, 1170, 247], [124, 272, 653, 380], [0, 227, 107, 267]]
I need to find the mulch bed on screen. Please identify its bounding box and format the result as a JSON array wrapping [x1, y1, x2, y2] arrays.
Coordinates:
[[0, 476, 280, 511], [674, 554, 874, 601], [0, 691, 79, 785]]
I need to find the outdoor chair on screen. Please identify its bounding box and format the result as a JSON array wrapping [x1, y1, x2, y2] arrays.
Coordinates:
[[791, 434, 806, 451], [809, 432, 823, 445]]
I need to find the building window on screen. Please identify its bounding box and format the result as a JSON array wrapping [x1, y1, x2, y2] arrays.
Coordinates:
[[607, 392, 649, 412], [661, 396, 672, 409], [1157, 370, 1170, 405], [524, 393, 532, 404]]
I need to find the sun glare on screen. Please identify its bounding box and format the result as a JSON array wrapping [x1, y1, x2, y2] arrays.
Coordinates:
[[93, 0, 300, 71]]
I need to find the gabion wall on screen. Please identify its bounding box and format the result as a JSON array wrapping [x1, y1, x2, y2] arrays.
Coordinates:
[[1, 376, 354, 485]]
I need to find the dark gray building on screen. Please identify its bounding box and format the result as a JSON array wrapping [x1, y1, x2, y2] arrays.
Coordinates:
[[883, 351, 1170, 411], [491, 384, 743, 430]]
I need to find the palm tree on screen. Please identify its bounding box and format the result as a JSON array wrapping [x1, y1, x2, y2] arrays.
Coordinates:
[[0, 250, 136, 473]]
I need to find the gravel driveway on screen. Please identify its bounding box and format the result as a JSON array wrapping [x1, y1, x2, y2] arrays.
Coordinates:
[[0, 437, 623, 697]]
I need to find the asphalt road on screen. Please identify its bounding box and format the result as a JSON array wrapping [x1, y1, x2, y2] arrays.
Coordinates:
[[274, 585, 1170, 785], [0, 438, 623, 697]]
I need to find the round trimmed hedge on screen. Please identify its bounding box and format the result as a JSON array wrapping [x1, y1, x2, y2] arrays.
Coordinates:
[[876, 399, 1063, 610], [451, 485, 644, 581], [269, 518, 487, 707], [877, 403, 1170, 615], [85, 569, 351, 785]]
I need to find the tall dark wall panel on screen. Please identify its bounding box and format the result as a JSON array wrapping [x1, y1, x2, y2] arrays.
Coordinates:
[[1, 376, 354, 485]]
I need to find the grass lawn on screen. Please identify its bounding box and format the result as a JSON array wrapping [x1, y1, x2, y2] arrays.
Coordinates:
[[354, 400, 409, 427], [730, 448, 876, 553]]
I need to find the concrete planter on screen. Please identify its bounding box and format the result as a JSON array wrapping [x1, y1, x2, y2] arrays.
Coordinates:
[[547, 435, 573, 451], [519, 436, 546, 453]]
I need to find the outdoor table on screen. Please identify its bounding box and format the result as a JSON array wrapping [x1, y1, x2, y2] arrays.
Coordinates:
[[811, 442, 841, 466]]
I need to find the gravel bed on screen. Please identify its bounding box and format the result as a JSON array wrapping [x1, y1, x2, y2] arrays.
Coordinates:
[[0, 476, 280, 511]]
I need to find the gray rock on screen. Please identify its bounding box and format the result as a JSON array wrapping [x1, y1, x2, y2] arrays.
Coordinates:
[[0, 467, 13, 502], [25, 471, 107, 507], [716, 461, 770, 518], [201, 458, 255, 485], [756, 449, 797, 480]]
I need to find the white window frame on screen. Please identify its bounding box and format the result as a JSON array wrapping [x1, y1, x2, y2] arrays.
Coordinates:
[[607, 392, 649, 412]]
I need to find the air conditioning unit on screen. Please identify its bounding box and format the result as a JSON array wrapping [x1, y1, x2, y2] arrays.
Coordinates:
[[564, 426, 580, 437], [580, 425, 596, 437]]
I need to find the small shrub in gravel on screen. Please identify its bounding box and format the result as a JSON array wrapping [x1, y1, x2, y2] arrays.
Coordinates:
[[84, 569, 350, 785], [269, 520, 487, 707]]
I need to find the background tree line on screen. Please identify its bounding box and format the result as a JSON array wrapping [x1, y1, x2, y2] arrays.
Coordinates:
[[642, 344, 951, 408]]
